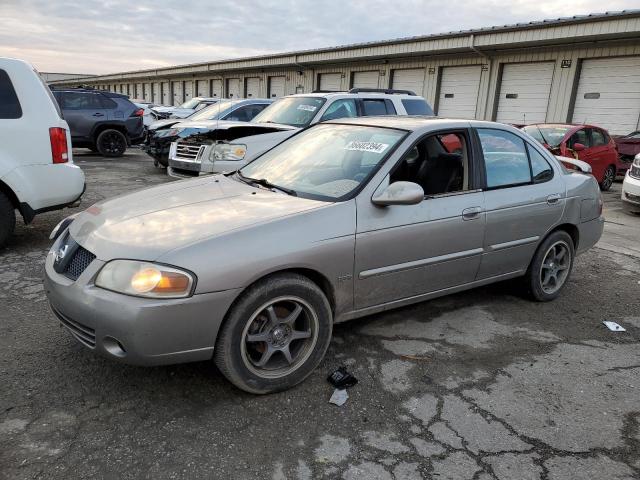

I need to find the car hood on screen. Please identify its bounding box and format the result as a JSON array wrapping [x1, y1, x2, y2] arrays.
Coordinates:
[[148, 119, 182, 131], [151, 106, 176, 113], [68, 175, 325, 261]]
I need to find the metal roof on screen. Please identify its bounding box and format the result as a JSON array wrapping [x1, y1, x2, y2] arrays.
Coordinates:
[[54, 10, 640, 82]]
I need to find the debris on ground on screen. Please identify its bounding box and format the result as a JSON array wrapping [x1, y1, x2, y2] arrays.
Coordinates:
[[329, 388, 349, 406], [602, 321, 626, 332]]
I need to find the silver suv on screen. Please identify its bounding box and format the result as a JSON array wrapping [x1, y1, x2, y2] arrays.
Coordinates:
[[167, 88, 433, 178]]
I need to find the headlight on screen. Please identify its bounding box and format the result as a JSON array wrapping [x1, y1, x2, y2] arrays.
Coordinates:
[[50, 213, 79, 241], [95, 260, 195, 298], [633, 154, 640, 168], [209, 143, 247, 162]]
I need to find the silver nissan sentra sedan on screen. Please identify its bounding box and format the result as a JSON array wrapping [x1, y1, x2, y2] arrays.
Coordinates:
[[44, 117, 604, 393]]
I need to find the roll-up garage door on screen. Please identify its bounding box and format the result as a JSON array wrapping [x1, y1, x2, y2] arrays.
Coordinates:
[[135, 83, 143, 99], [172, 81, 183, 105], [196, 80, 208, 97], [152, 83, 160, 103], [246, 77, 260, 97], [437, 65, 482, 119], [226, 78, 241, 99], [161, 82, 170, 105], [352, 71, 379, 89], [210, 79, 223, 98], [496, 62, 554, 125], [392, 68, 425, 96], [268, 76, 286, 97], [184, 81, 193, 100], [572, 57, 640, 135], [142, 83, 150, 101], [319, 73, 342, 92]]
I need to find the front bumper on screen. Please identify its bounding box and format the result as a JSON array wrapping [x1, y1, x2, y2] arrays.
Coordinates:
[[621, 171, 640, 213], [44, 244, 241, 366]]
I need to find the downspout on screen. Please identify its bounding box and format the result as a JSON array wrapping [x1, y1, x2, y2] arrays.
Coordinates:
[[469, 34, 492, 120]]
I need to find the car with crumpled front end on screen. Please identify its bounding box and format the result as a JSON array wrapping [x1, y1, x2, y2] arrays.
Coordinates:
[[621, 153, 640, 214], [44, 116, 603, 394], [144, 98, 272, 167]]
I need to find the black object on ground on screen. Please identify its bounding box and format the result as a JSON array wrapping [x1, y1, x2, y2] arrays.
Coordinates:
[[327, 366, 358, 389]]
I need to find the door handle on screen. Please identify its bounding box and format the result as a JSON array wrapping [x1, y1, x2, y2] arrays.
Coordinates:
[[546, 194, 562, 205], [462, 206, 483, 221], [92, 113, 104, 117]]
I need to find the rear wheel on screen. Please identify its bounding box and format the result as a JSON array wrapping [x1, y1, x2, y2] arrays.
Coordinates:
[[0, 191, 16, 248], [96, 129, 127, 157], [215, 273, 332, 394], [599, 165, 615, 191], [525, 230, 575, 302]]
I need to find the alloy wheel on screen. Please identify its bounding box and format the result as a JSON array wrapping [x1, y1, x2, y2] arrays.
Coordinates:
[[240, 296, 318, 379], [601, 166, 615, 190], [539, 241, 571, 294], [100, 131, 126, 155]]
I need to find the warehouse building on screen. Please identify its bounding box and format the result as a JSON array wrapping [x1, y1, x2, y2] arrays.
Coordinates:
[[51, 10, 640, 134]]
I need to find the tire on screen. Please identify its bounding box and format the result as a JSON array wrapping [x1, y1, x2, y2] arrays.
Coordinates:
[[525, 230, 575, 302], [0, 191, 16, 249], [599, 165, 615, 191], [215, 273, 333, 394], [96, 129, 127, 157]]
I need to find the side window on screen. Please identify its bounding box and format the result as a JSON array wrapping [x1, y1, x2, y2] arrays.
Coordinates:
[[591, 129, 607, 146], [319, 99, 357, 121], [384, 99, 397, 114], [401, 98, 434, 115], [527, 145, 553, 183], [225, 105, 263, 122], [478, 129, 531, 188], [59, 92, 103, 109], [362, 99, 387, 116], [390, 131, 469, 195], [568, 129, 590, 149], [0, 69, 22, 119], [98, 95, 117, 109]]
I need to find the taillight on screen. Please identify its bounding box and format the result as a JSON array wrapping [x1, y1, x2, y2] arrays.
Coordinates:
[[49, 127, 69, 164], [132, 108, 144, 117]]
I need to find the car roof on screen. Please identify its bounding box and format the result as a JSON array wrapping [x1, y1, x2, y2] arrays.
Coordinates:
[[285, 91, 421, 99], [323, 115, 473, 130], [525, 123, 604, 130]]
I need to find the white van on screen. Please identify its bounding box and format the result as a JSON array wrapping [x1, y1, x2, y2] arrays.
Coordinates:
[[0, 57, 85, 247]]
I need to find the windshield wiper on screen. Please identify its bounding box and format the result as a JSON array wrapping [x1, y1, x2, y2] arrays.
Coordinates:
[[237, 171, 297, 196]]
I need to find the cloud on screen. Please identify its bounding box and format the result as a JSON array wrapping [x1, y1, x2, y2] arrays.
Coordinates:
[[0, 0, 637, 74]]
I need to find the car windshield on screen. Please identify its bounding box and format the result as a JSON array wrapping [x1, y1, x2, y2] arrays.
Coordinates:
[[239, 123, 406, 201], [187, 100, 238, 121], [522, 125, 572, 148], [252, 97, 326, 128], [179, 98, 202, 109]]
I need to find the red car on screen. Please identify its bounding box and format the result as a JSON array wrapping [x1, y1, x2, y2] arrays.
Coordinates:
[[521, 123, 626, 191], [614, 131, 640, 163]]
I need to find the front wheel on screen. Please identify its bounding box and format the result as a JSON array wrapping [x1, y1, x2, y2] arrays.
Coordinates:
[[215, 274, 333, 394], [525, 231, 575, 302], [96, 129, 127, 157], [599, 165, 615, 191]]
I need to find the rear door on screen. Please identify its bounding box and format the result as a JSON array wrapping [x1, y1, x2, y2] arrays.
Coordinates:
[[57, 91, 109, 140], [590, 128, 618, 176], [476, 128, 564, 279]]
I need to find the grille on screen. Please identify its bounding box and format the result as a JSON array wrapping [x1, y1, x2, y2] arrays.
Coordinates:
[[51, 306, 96, 348], [626, 191, 640, 202], [63, 246, 96, 281], [630, 165, 640, 179], [174, 142, 204, 162]]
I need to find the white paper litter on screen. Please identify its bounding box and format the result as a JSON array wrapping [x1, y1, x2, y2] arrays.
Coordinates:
[[329, 388, 349, 406], [603, 321, 626, 332]]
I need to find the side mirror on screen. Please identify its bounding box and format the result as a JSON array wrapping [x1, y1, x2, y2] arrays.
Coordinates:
[[573, 142, 586, 152], [372, 181, 424, 206]]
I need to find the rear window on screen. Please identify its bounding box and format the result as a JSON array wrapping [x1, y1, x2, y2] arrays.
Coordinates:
[[0, 69, 22, 119], [401, 99, 433, 115]]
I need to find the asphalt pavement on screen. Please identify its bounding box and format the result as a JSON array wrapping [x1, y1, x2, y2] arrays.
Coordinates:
[[1, 149, 639, 480]]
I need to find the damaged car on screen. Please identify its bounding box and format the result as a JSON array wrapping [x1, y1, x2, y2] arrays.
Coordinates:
[[144, 99, 272, 167], [167, 89, 433, 177], [150, 97, 220, 120], [45, 117, 603, 394]]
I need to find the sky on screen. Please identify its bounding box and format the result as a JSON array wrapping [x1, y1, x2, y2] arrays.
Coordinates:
[[0, 0, 638, 75]]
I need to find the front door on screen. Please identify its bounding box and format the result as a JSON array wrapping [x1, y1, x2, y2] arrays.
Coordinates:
[[354, 129, 485, 310]]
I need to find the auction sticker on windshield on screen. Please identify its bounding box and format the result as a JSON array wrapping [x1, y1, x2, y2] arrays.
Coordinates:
[[297, 104, 318, 112], [344, 141, 389, 154]]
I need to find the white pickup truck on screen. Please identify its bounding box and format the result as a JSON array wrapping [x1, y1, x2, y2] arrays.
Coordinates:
[[0, 57, 85, 247]]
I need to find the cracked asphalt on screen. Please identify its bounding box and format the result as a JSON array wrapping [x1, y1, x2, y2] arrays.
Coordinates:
[[1, 149, 639, 480]]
